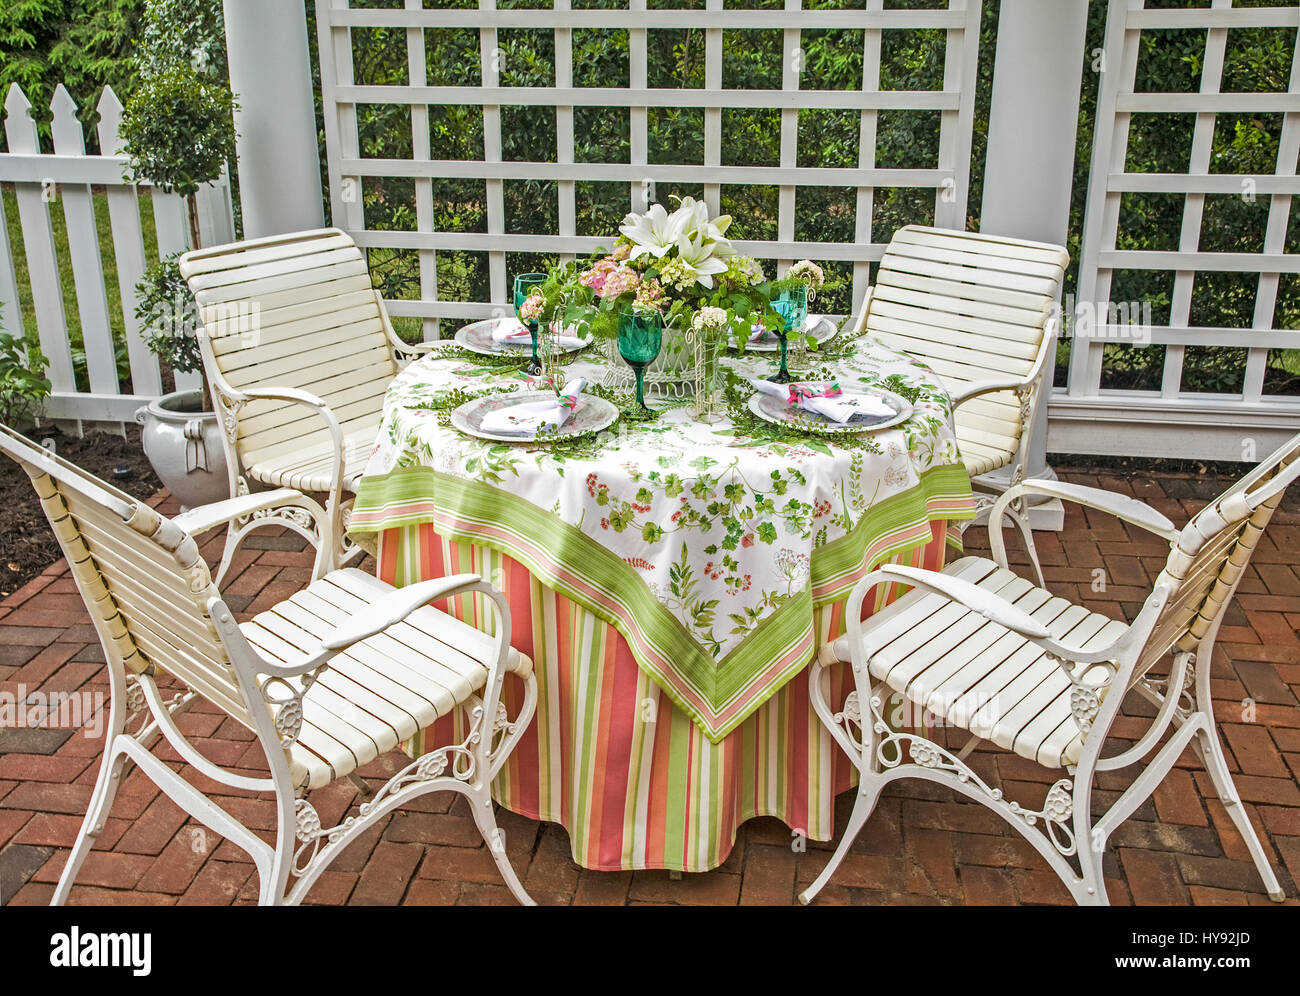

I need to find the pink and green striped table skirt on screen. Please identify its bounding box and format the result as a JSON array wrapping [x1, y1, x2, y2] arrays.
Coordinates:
[[377, 519, 958, 873]]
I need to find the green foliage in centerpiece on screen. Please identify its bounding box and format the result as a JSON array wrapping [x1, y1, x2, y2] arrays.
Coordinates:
[[521, 195, 825, 351]]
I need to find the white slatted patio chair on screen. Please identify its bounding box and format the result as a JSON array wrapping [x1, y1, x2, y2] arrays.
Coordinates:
[[178, 228, 430, 582], [801, 431, 1300, 906], [854, 225, 1069, 585], [0, 424, 537, 906]]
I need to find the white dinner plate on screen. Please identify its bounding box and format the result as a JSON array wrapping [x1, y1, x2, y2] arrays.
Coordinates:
[[737, 314, 839, 353], [454, 318, 593, 357], [746, 384, 913, 435], [450, 391, 619, 443]]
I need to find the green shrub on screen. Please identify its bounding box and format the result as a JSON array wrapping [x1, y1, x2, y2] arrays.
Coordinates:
[[0, 0, 142, 151], [0, 329, 51, 428]]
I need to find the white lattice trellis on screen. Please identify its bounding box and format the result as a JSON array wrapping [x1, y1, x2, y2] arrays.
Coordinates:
[[315, 0, 983, 340], [1060, 0, 1300, 460]]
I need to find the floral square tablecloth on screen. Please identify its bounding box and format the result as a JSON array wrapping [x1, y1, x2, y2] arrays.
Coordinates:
[[349, 334, 974, 741]]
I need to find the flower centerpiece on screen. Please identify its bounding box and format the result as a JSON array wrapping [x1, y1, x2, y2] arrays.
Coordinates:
[[522, 195, 824, 388]]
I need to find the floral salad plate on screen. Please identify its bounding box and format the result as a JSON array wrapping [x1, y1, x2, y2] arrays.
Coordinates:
[[454, 317, 593, 356], [746, 384, 913, 435], [450, 391, 619, 443]]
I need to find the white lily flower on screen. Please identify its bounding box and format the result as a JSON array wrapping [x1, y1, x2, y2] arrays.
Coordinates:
[[619, 203, 688, 260], [674, 195, 734, 247], [674, 232, 729, 289]]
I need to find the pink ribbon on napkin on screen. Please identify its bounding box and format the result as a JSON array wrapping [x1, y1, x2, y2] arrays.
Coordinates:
[[788, 381, 841, 405]]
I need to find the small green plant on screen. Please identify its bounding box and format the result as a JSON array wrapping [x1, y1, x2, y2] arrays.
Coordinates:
[[135, 253, 209, 408], [0, 330, 52, 428]]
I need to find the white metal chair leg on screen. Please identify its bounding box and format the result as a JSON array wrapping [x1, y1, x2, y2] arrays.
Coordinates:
[[213, 496, 333, 587], [1072, 783, 1109, 906], [1009, 506, 1045, 588], [52, 669, 129, 907], [469, 788, 535, 906], [51, 738, 128, 905], [799, 776, 881, 905], [259, 795, 300, 906], [215, 522, 243, 589], [1193, 726, 1286, 901]]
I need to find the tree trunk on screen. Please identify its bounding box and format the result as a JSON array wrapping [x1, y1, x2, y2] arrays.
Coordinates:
[[185, 192, 212, 411], [186, 193, 202, 253]]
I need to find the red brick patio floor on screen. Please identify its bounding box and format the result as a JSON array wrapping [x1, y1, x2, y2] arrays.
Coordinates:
[[1, 465, 1298, 906]]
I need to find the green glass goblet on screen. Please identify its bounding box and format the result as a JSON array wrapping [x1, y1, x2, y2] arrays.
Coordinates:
[[513, 272, 548, 375], [768, 285, 808, 384], [617, 309, 663, 416]]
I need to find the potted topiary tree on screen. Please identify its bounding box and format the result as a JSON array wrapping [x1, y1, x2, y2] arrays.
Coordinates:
[[121, 61, 238, 508]]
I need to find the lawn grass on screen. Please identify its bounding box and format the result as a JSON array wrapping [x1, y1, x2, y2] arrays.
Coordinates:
[[2, 183, 161, 391]]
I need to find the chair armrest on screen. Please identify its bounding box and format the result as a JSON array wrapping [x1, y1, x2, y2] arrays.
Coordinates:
[[992, 479, 1179, 543], [219, 385, 346, 497], [879, 565, 1050, 640], [235, 572, 491, 681], [320, 573, 484, 651], [848, 285, 874, 337], [374, 289, 435, 362], [172, 488, 325, 537], [949, 378, 1029, 407], [229, 384, 332, 413]]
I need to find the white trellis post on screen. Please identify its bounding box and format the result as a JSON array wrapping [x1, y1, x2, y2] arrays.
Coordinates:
[[978, 0, 1089, 530], [223, 0, 324, 238]]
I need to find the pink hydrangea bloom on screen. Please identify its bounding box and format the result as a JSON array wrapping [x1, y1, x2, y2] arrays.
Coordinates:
[[579, 257, 619, 293], [600, 265, 641, 300], [519, 292, 544, 322]]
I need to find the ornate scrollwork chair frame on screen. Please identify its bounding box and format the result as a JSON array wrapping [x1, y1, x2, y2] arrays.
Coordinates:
[[802, 431, 1300, 906], [0, 424, 537, 906]]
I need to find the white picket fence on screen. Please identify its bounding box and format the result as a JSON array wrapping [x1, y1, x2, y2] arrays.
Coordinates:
[[0, 82, 234, 429]]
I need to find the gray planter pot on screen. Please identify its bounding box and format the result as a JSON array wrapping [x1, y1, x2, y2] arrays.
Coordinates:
[[135, 389, 230, 511]]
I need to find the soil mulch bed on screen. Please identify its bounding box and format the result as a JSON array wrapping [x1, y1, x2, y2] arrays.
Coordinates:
[[0, 425, 162, 598]]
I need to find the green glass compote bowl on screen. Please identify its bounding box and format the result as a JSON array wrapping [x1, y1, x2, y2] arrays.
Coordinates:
[[617, 308, 664, 416], [513, 272, 548, 375], [768, 285, 808, 384]]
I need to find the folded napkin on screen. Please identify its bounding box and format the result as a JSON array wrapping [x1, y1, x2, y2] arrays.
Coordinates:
[[493, 318, 533, 345], [479, 378, 588, 437], [748, 377, 895, 424], [493, 319, 587, 351]]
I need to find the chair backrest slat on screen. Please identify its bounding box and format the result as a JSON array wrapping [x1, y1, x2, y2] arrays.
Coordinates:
[[0, 426, 260, 730], [867, 225, 1069, 445], [1136, 434, 1300, 678], [179, 228, 398, 464]]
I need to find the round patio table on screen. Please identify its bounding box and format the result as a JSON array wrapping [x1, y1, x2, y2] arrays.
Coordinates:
[[347, 332, 973, 872]]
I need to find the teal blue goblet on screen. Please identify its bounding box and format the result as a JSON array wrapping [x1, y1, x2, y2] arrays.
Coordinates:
[[513, 272, 548, 375], [768, 284, 808, 384], [617, 309, 663, 415]]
